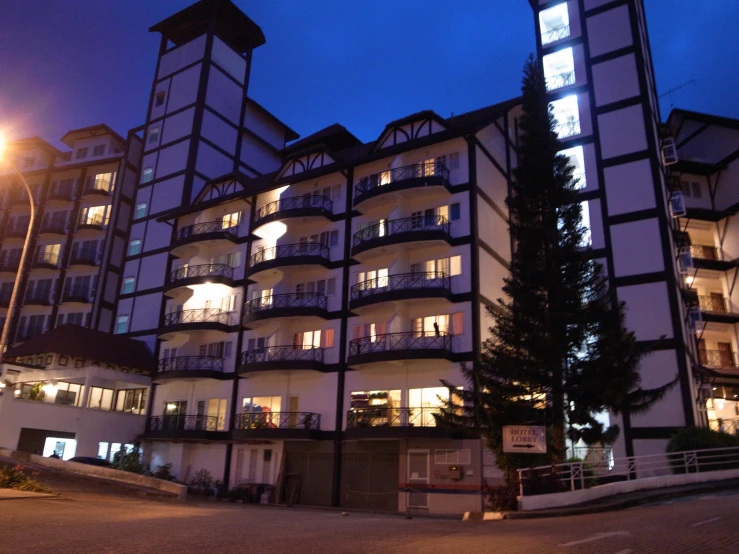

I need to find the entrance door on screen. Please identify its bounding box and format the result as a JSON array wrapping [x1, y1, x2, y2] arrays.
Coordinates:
[[407, 450, 429, 508], [163, 401, 187, 431]]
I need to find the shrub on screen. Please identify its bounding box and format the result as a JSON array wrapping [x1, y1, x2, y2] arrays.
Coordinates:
[[112, 449, 147, 474], [0, 464, 51, 493], [152, 463, 174, 481], [190, 468, 214, 489], [563, 457, 598, 489], [487, 483, 519, 511], [667, 427, 739, 474]]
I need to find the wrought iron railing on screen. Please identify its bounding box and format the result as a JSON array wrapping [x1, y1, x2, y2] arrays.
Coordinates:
[[50, 183, 74, 200], [169, 263, 233, 283], [234, 411, 321, 431], [691, 244, 719, 260], [146, 415, 224, 433], [698, 295, 730, 314], [70, 249, 99, 265], [248, 242, 330, 268], [554, 120, 581, 139], [0, 292, 11, 307], [78, 213, 105, 228], [699, 349, 738, 369], [546, 71, 575, 90], [244, 292, 327, 314], [62, 285, 91, 302], [34, 252, 60, 267], [355, 162, 450, 200], [351, 272, 451, 301], [353, 215, 450, 248], [25, 290, 52, 305], [176, 220, 238, 241], [40, 220, 66, 234], [346, 406, 442, 428], [163, 308, 231, 327], [83, 183, 112, 195], [708, 419, 739, 436], [255, 194, 332, 223], [17, 326, 44, 341], [568, 446, 614, 467], [349, 331, 453, 357], [541, 24, 571, 45], [157, 356, 224, 373], [6, 224, 29, 237], [0, 256, 21, 271], [239, 345, 324, 366]]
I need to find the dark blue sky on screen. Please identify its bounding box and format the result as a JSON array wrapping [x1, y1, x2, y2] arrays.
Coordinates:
[[0, 0, 736, 148]]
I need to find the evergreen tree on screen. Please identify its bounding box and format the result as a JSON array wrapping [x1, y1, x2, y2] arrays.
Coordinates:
[[441, 56, 674, 478]]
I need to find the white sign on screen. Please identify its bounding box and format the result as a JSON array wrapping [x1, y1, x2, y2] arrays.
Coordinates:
[[502, 425, 547, 454]]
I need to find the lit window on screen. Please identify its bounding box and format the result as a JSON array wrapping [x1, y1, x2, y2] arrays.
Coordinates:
[[128, 239, 142, 256], [539, 3, 570, 45], [79, 205, 110, 227], [135, 203, 147, 219], [581, 201, 592, 246], [550, 96, 581, 139], [147, 127, 160, 145], [220, 212, 241, 229], [97, 442, 109, 460], [115, 315, 129, 335], [122, 277, 135, 295], [559, 145, 586, 189], [450, 255, 462, 276], [242, 396, 281, 413], [90, 172, 116, 193], [141, 168, 153, 184], [543, 48, 575, 91], [88, 387, 114, 410]]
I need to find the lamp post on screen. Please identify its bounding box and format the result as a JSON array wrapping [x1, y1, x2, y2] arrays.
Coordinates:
[[0, 137, 37, 360]]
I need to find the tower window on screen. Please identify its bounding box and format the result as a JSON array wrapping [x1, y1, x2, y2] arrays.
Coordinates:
[[539, 3, 570, 45], [122, 277, 135, 295], [141, 168, 153, 184], [559, 145, 586, 189], [543, 48, 575, 91], [115, 315, 129, 335], [147, 127, 160, 145], [155, 91, 166, 107], [550, 96, 581, 139], [128, 239, 142, 256], [135, 203, 148, 220]]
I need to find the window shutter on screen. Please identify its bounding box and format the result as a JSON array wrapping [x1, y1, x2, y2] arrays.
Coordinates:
[[323, 328, 334, 348], [452, 312, 464, 335]]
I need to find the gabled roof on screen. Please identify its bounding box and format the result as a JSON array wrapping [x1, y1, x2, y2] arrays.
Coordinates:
[[60, 124, 126, 148], [4, 325, 154, 372], [282, 124, 361, 157], [246, 98, 299, 143], [668, 108, 739, 132], [373, 110, 448, 152]]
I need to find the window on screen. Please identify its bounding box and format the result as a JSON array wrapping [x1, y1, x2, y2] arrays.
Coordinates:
[[332, 184, 341, 201], [448, 152, 460, 170], [141, 168, 153, 184], [79, 205, 110, 227], [450, 203, 461, 221], [88, 387, 114, 410], [550, 96, 581, 139], [89, 172, 116, 193], [115, 389, 146, 415], [135, 203, 147, 219], [323, 328, 335, 348], [22, 157, 35, 168], [75, 148, 88, 160], [115, 315, 129, 335], [198, 341, 233, 358], [329, 230, 339, 247], [155, 91, 166, 107], [424, 255, 461, 277], [412, 314, 450, 336], [293, 330, 321, 349], [92, 145, 106, 157], [435, 449, 471, 465], [356, 268, 388, 290], [543, 48, 575, 91], [59, 312, 85, 326], [409, 387, 449, 426], [559, 146, 586, 189], [204, 398, 228, 430], [581, 201, 592, 246], [242, 396, 281, 413], [36, 244, 62, 266], [220, 212, 241, 229], [122, 277, 135, 295], [539, 3, 570, 45], [297, 277, 337, 296], [147, 127, 160, 145], [54, 382, 83, 407], [109, 443, 122, 462], [128, 239, 142, 256], [97, 442, 109, 460], [681, 181, 702, 199]]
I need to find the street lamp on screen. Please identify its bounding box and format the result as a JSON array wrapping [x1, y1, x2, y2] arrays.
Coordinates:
[[0, 134, 37, 360]]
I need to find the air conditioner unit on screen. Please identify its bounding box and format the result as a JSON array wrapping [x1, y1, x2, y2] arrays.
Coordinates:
[[670, 191, 686, 218], [661, 138, 679, 166], [687, 306, 702, 334], [677, 246, 693, 274]]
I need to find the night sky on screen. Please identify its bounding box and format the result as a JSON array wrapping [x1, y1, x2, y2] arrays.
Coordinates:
[[0, 0, 736, 148]]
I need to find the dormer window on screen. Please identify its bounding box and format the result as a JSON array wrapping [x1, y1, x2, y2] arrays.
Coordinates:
[[76, 147, 88, 160], [93, 145, 106, 157]]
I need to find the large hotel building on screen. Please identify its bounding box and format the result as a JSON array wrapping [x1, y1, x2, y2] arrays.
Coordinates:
[[1, 0, 737, 513]]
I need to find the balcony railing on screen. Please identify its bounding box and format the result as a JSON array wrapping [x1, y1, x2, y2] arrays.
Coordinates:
[[234, 412, 321, 431], [70, 249, 99, 265], [176, 221, 237, 241], [351, 271, 451, 301], [49, 183, 74, 200], [169, 263, 233, 284], [555, 120, 581, 139], [157, 356, 224, 373], [255, 194, 332, 223], [349, 331, 453, 357], [708, 418, 739, 436], [541, 24, 571, 45], [346, 407, 442, 428], [163, 308, 231, 327], [244, 292, 327, 314], [40, 220, 66, 234], [17, 326, 44, 341], [83, 184, 112, 196], [5, 225, 29, 238], [0, 257, 21, 271], [61, 285, 91, 303], [354, 162, 449, 201], [691, 245, 719, 260], [546, 71, 575, 90], [146, 415, 224, 433], [239, 345, 324, 366], [699, 349, 738, 370], [34, 252, 60, 268], [352, 215, 450, 249], [78, 214, 105, 229], [698, 295, 730, 314], [0, 292, 11, 307], [25, 290, 52, 305], [248, 242, 330, 268]]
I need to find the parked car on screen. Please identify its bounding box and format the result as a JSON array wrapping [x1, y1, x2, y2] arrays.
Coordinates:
[[68, 456, 112, 468]]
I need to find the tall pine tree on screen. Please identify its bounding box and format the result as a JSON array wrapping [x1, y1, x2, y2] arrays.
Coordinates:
[[442, 56, 674, 477]]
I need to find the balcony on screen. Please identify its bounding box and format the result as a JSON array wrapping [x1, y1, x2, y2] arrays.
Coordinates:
[[351, 216, 451, 257], [77, 215, 106, 231], [690, 244, 737, 271], [39, 221, 67, 235], [24, 290, 52, 306], [698, 296, 739, 323], [247, 242, 331, 276], [345, 407, 451, 439], [242, 293, 328, 325], [167, 263, 234, 291], [173, 221, 238, 251], [48, 184, 74, 202], [154, 356, 228, 382], [350, 272, 452, 310], [33, 253, 60, 270], [0, 257, 20, 272], [237, 345, 326, 375], [232, 412, 322, 440], [61, 285, 92, 304], [354, 162, 451, 208], [708, 418, 739, 436], [348, 332, 454, 366], [70, 249, 99, 267], [546, 71, 575, 91], [541, 24, 571, 46], [16, 326, 44, 342], [699, 349, 739, 375], [253, 194, 333, 229], [5, 225, 29, 239], [82, 184, 112, 197], [160, 308, 232, 335], [144, 415, 229, 441], [0, 292, 11, 308]]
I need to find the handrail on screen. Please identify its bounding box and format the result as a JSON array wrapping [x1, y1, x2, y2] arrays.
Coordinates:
[[244, 292, 327, 313], [346, 406, 442, 428], [690, 244, 719, 260], [78, 213, 105, 228], [176, 220, 238, 241], [255, 194, 332, 223], [25, 290, 51, 304], [699, 349, 738, 369], [169, 263, 233, 283], [541, 24, 571, 45], [40, 220, 66, 233], [157, 356, 224, 373], [62, 285, 91, 301], [349, 331, 452, 356], [355, 162, 450, 200], [146, 415, 223, 433], [70, 249, 99, 265], [239, 345, 324, 365], [353, 215, 450, 248], [698, 295, 730, 313], [34, 252, 60, 267], [351, 271, 450, 300], [163, 308, 230, 326], [234, 411, 321, 431], [248, 242, 330, 268], [50, 183, 74, 199]]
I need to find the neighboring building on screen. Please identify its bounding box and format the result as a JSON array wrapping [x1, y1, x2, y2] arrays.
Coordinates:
[[0, 124, 141, 342], [0, 325, 152, 460]]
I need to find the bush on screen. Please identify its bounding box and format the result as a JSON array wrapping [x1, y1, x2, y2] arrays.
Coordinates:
[[563, 457, 598, 489], [112, 449, 147, 474], [487, 483, 519, 511], [667, 427, 739, 474], [0, 464, 51, 493], [152, 463, 175, 481], [190, 468, 213, 489]]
